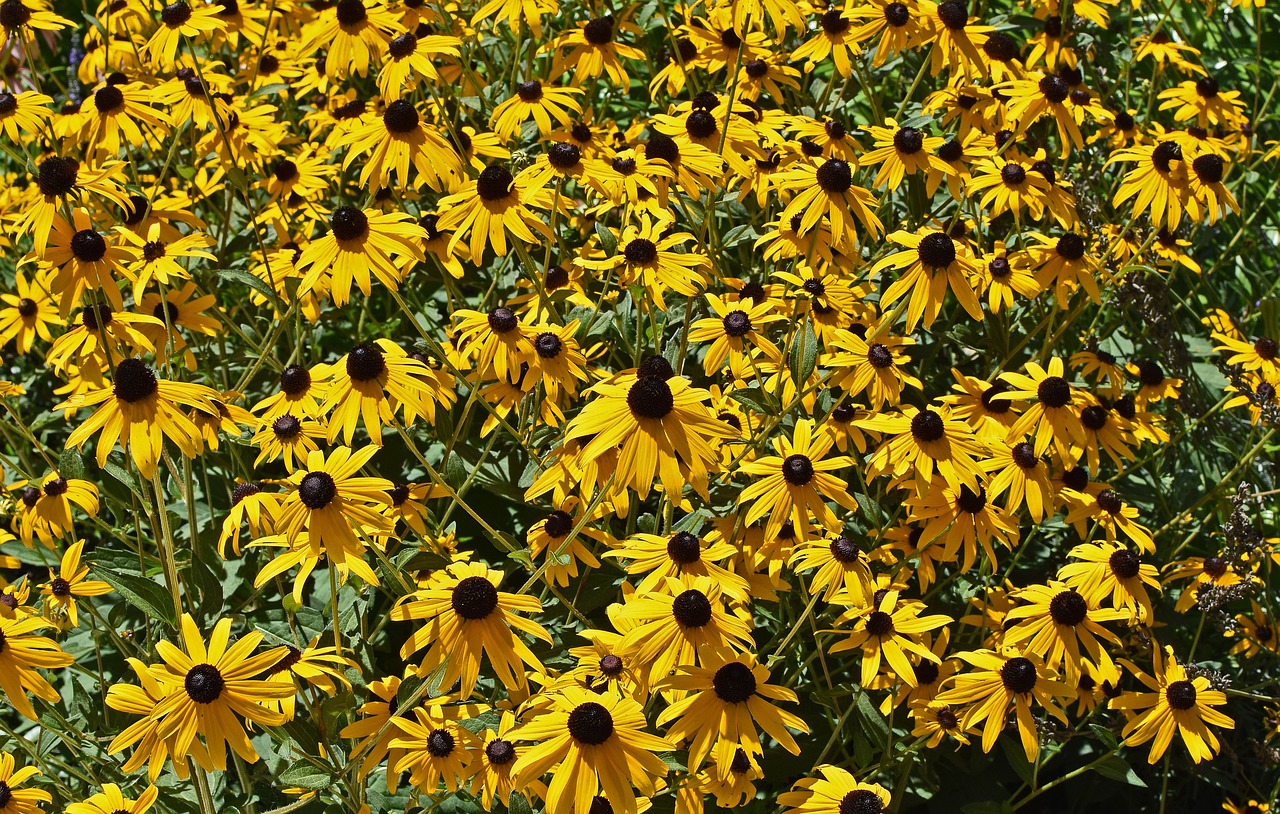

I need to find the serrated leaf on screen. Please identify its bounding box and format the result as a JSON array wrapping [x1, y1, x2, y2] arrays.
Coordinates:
[[278, 760, 332, 790], [215, 268, 282, 309], [93, 566, 177, 628], [595, 222, 617, 255], [1093, 754, 1146, 787]]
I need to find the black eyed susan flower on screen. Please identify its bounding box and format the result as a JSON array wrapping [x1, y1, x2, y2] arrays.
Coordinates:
[[739, 419, 859, 543], [0, 89, 51, 140], [436, 162, 555, 259], [1226, 600, 1280, 659], [146, 0, 227, 67], [524, 497, 606, 588], [511, 687, 674, 814], [38, 540, 110, 628], [391, 704, 482, 792], [657, 653, 807, 770], [546, 14, 645, 86], [471, 711, 547, 810], [0, 0, 71, 48], [827, 326, 920, 409], [936, 648, 1073, 761], [861, 119, 951, 190], [1003, 581, 1127, 686], [917, 0, 995, 77], [859, 404, 987, 493], [604, 527, 748, 601], [687, 294, 784, 375], [315, 339, 454, 445], [12, 472, 99, 548], [912, 480, 1020, 572], [789, 534, 874, 602], [1158, 76, 1246, 128], [778, 156, 883, 250], [39, 207, 139, 315], [997, 357, 1087, 465], [491, 80, 583, 141], [1112, 645, 1234, 764], [566, 364, 733, 502], [377, 31, 461, 99], [65, 782, 159, 814], [1108, 138, 1189, 230], [0, 269, 61, 353], [262, 445, 393, 596], [391, 561, 551, 696], [295, 205, 428, 306], [59, 358, 222, 479], [986, 440, 1054, 522], [829, 590, 953, 688], [0, 752, 52, 814], [910, 699, 973, 748], [142, 614, 292, 771], [1025, 230, 1106, 305], [0, 614, 75, 720], [1058, 541, 1160, 623], [578, 217, 710, 311], [251, 412, 325, 472], [253, 364, 326, 422], [116, 222, 216, 301], [301, 0, 398, 78], [778, 767, 892, 814], [562, 630, 649, 699], [345, 98, 460, 191], [873, 228, 983, 331], [792, 7, 862, 77], [611, 576, 754, 690], [217, 481, 281, 557]]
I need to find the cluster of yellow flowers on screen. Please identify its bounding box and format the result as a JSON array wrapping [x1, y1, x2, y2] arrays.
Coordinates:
[[0, 0, 1278, 811]]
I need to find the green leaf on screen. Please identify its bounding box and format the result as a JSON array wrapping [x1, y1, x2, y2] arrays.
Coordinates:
[[854, 691, 888, 748], [278, 760, 332, 790], [93, 566, 177, 628], [1093, 754, 1147, 787], [1089, 722, 1120, 750], [658, 752, 687, 772], [215, 268, 282, 309], [508, 792, 534, 814], [58, 448, 86, 480], [102, 457, 142, 497], [788, 317, 818, 387], [729, 386, 773, 415], [595, 222, 618, 256]]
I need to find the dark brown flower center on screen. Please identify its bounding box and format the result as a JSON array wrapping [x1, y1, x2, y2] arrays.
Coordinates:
[[1037, 376, 1071, 408], [476, 164, 515, 202], [1001, 657, 1037, 694], [567, 702, 614, 745], [671, 588, 712, 627], [298, 472, 337, 509], [627, 376, 674, 420], [1048, 589, 1088, 626], [1165, 679, 1197, 709], [712, 661, 757, 703], [346, 343, 386, 381], [816, 158, 853, 193], [451, 575, 499, 619], [1109, 548, 1141, 579], [917, 233, 956, 269], [911, 409, 945, 442], [185, 663, 225, 703], [782, 454, 814, 485], [666, 531, 701, 564], [113, 359, 159, 403]]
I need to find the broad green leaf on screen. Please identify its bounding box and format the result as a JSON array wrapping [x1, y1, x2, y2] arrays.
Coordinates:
[[278, 760, 331, 790], [93, 566, 177, 628]]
